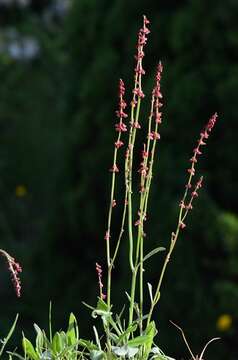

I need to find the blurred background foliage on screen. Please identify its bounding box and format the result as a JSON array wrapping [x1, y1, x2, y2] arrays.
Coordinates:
[[0, 0, 238, 359]]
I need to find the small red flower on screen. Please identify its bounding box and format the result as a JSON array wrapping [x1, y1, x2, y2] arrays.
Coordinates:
[[104, 231, 110, 241], [110, 164, 119, 173], [114, 140, 124, 149], [115, 122, 127, 132]]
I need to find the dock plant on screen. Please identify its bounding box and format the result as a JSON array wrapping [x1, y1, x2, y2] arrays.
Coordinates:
[[10, 15, 219, 360]]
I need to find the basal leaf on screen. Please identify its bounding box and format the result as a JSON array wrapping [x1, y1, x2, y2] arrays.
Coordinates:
[[22, 338, 38, 360], [127, 335, 150, 347], [52, 332, 63, 354], [67, 313, 78, 346]]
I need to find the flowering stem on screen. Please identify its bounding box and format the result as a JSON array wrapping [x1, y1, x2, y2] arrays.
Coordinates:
[[147, 113, 218, 326], [106, 80, 128, 309]]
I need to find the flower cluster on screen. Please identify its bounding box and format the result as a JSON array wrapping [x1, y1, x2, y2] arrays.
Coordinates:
[[153, 62, 163, 125], [178, 113, 218, 230], [188, 113, 218, 182], [110, 79, 128, 172], [132, 15, 150, 108], [0, 250, 22, 297], [138, 63, 163, 184], [96, 262, 106, 300], [115, 79, 128, 136]]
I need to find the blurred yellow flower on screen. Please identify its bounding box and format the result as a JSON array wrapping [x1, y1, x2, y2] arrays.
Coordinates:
[[15, 185, 27, 197], [216, 314, 232, 331]]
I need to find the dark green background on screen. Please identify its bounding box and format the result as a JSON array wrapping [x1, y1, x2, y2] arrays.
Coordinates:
[[0, 0, 238, 359]]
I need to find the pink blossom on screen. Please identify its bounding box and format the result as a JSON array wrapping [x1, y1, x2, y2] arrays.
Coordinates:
[[114, 140, 124, 148], [148, 131, 160, 140], [115, 122, 127, 132], [0, 250, 22, 297], [190, 156, 197, 163], [206, 112, 218, 132], [133, 88, 145, 98], [196, 176, 203, 189], [116, 79, 128, 119], [110, 164, 119, 173], [133, 121, 141, 129], [180, 221, 186, 229], [96, 263, 106, 300], [104, 231, 110, 241], [118, 78, 125, 96], [116, 110, 128, 118], [193, 147, 202, 155], [142, 144, 149, 158], [138, 163, 148, 177], [155, 112, 162, 124], [179, 201, 186, 209], [187, 168, 195, 175]]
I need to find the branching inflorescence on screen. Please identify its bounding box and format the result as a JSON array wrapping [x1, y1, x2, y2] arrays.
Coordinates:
[[94, 15, 218, 358]]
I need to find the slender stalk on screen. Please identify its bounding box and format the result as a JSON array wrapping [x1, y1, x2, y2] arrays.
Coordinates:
[[106, 141, 119, 308]]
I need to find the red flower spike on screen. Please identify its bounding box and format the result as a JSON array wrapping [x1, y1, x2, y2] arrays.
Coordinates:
[[206, 112, 218, 132], [116, 79, 128, 120], [0, 250, 22, 297], [96, 263, 106, 300]]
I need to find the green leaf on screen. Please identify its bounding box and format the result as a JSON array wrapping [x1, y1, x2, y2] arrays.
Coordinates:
[[93, 326, 101, 350], [33, 324, 44, 353], [0, 314, 18, 357], [127, 335, 150, 347], [52, 332, 63, 354], [92, 298, 111, 326], [96, 298, 108, 312], [22, 338, 38, 360], [67, 313, 78, 346], [78, 339, 98, 351], [117, 323, 137, 344], [59, 331, 67, 349], [82, 302, 95, 311], [90, 350, 104, 360], [144, 321, 157, 358], [143, 247, 166, 262], [109, 332, 119, 343]]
